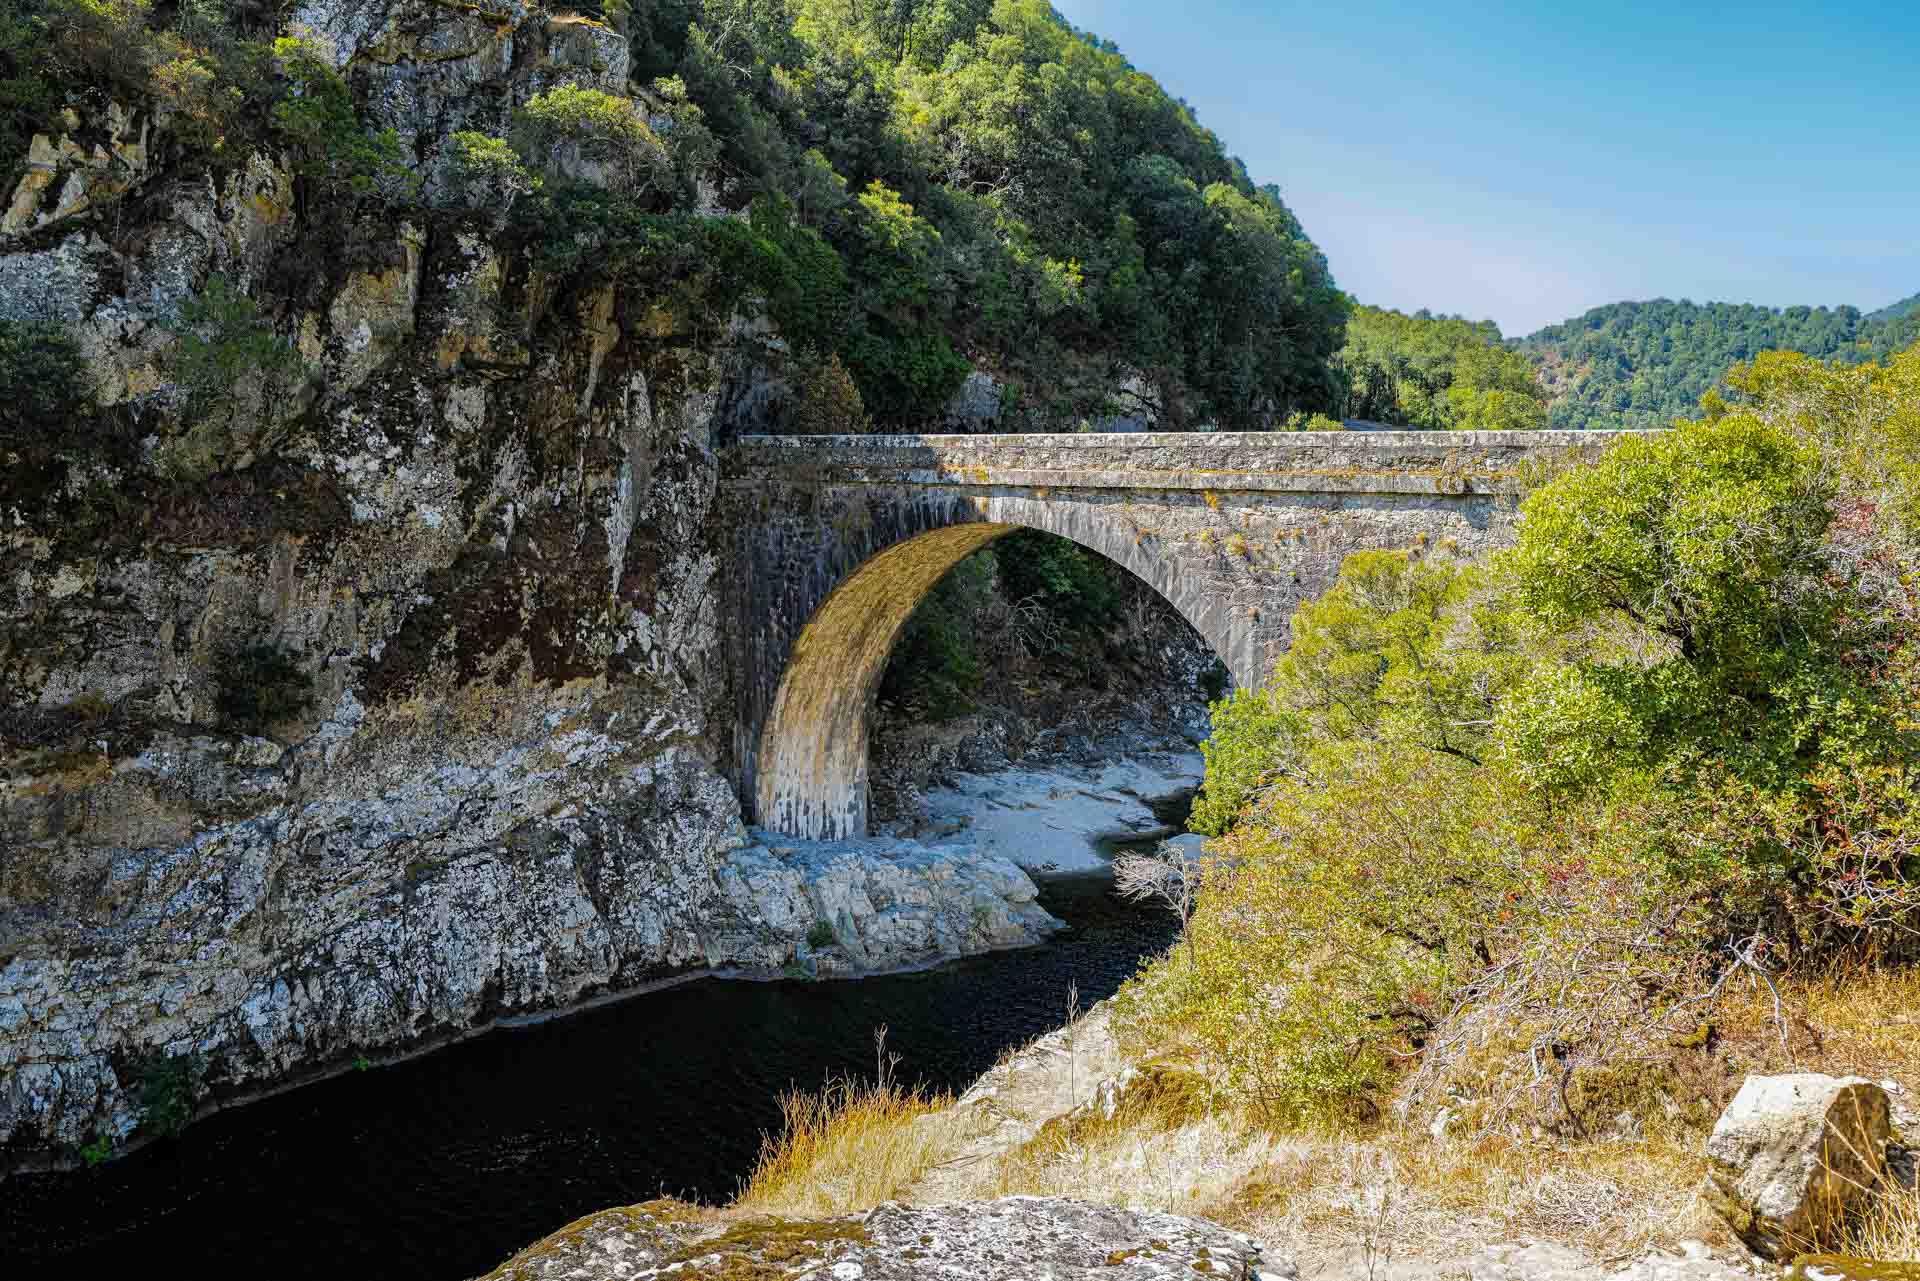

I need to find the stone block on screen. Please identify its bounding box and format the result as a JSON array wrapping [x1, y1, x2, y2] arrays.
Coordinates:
[[1705, 1073, 1893, 1258]]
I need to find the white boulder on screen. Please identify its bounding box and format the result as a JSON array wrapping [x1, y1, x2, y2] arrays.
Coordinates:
[[1704, 1073, 1892, 1258]]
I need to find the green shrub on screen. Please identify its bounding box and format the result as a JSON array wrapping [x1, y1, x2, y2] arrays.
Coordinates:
[[448, 130, 539, 213], [214, 643, 314, 734], [806, 920, 836, 949], [160, 274, 311, 478], [0, 317, 91, 444], [132, 1051, 204, 1139], [0, 0, 64, 187], [791, 353, 868, 434], [515, 83, 671, 195], [843, 329, 971, 425], [271, 32, 414, 205], [1120, 344, 1920, 1132]]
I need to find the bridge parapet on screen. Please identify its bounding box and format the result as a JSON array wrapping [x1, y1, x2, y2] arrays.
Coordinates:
[[725, 429, 1620, 494], [720, 430, 1638, 839]]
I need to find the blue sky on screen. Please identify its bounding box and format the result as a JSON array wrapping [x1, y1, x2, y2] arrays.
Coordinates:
[[1052, 0, 1920, 336]]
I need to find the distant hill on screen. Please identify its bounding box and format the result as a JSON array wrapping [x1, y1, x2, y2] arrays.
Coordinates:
[[1514, 295, 1920, 430], [1868, 292, 1920, 323]]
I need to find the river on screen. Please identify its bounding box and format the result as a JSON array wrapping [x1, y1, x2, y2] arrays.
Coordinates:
[[1, 816, 1187, 1278]]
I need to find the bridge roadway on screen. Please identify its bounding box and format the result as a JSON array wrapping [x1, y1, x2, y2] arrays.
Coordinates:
[[719, 430, 1628, 840]]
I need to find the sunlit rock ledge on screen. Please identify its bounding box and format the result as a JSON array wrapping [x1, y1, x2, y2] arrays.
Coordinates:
[[717, 832, 1064, 979]]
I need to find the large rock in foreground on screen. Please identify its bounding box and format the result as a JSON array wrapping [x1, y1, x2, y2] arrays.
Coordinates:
[[1705, 1074, 1892, 1258], [482, 1196, 1288, 1281]]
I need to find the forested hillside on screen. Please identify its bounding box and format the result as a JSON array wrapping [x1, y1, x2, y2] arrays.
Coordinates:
[[1332, 304, 1547, 430], [1516, 294, 1920, 430], [617, 0, 1349, 428], [0, 0, 1346, 434]]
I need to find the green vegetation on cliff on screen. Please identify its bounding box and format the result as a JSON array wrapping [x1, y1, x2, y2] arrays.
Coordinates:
[[604, 0, 1346, 427], [3, 0, 1345, 438], [1516, 295, 1920, 430]]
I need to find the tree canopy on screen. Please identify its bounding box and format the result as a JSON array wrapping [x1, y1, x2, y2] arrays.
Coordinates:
[[1138, 341, 1920, 1126], [1516, 295, 1920, 431], [615, 0, 1348, 428], [1332, 305, 1547, 430]]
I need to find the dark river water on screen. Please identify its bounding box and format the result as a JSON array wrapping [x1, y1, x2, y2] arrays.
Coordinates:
[[2, 834, 1183, 1280]]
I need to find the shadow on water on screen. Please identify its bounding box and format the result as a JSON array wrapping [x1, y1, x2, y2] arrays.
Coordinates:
[[2, 798, 1193, 1279]]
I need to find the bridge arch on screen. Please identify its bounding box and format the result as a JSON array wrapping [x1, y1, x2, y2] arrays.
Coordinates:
[[752, 497, 1253, 841], [722, 429, 1625, 840]]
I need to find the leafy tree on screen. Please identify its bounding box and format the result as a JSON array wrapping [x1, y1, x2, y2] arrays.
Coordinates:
[[619, 0, 1346, 428], [0, 0, 64, 187], [1130, 342, 1920, 1128], [1334, 304, 1545, 429], [271, 32, 413, 207], [515, 84, 673, 197], [791, 353, 869, 434], [448, 131, 539, 215]]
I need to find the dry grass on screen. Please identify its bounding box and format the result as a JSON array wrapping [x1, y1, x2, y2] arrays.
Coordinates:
[[1730, 966, 1920, 1090], [1219, 1130, 1716, 1268], [1849, 1180, 1920, 1262], [734, 1029, 963, 1217], [734, 1076, 959, 1216]]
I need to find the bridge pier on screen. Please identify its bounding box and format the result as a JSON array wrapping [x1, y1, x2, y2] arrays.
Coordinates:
[[720, 431, 1622, 840]]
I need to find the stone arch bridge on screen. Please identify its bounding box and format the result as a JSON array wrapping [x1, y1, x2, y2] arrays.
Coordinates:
[[721, 430, 1621, 840]]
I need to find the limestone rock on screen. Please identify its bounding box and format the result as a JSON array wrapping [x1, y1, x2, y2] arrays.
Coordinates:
[[2, 101, 151, 238], [481, 1197, 1286, 1281], [709, 833, 1062, 976], [0, 0, 787, 1167], [1705, 1074, 1893, 1258]]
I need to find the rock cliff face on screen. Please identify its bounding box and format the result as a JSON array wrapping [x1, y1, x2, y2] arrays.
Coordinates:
[[0, 0, 1049, 1166]]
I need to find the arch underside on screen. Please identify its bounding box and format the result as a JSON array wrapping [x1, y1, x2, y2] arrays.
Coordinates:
[[754, 495, 1254, 841]]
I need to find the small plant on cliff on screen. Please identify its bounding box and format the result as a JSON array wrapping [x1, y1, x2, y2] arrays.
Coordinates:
[[790, 353, 869, 435], [0, 0, 66, 187], [448, 130, 539, 216], [133, 1051, 204, 1139], [514, 83, 672, 196], [806, 920, 837, 949], [271, 29, 414, 206], [0, 317, 91, 443], [0, 317, 104, 510], [214, 643, 314, 735], [78, 1136, 115, 1166], [160, 274, 311, 477]]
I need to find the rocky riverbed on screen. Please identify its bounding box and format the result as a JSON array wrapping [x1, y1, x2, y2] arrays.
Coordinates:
[[880, 711, 1211, 874]]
